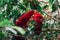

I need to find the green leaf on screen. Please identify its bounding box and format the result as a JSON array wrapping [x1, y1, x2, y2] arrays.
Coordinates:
[[58, 5, 60, 8], [25, 2, 29, 7], [30, 0, 40, 10], [6, 27, 17, 34], [5, 0, 10, 3], [40, 11, 45, 15], [43, 5, 48, 10], [52, 4, 57, 12], [36, 4, 45, 15], [0, 19, 14, 27], [42, 23, 49, 29], [36, 4, 42, 11], [23, 0, 26, 2], [49, 0, 54, 4], [6, 4, 11, 15], [12, 26, 26, 35], [0, 0, 5, 7], [0, 31, 5, 38], [12, 10, 18, 16], [30, 2, 35, 10], [0, 12, 5, 20], [18, 3, 26, 10], [23, 0, 27, 5], [12, 0, 18, 5], [29, 20, 35, 30]]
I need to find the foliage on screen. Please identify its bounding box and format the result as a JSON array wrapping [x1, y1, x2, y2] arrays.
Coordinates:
[[0, 0, 60, 40], [0, 19, 14, 27]]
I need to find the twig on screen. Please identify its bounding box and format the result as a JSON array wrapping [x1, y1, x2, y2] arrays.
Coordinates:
[[42, 28, 60, 32], [43, 11, 60, 22]]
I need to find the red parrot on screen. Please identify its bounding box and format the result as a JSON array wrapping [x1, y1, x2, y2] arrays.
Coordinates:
[[16, 10, 34, 28]]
